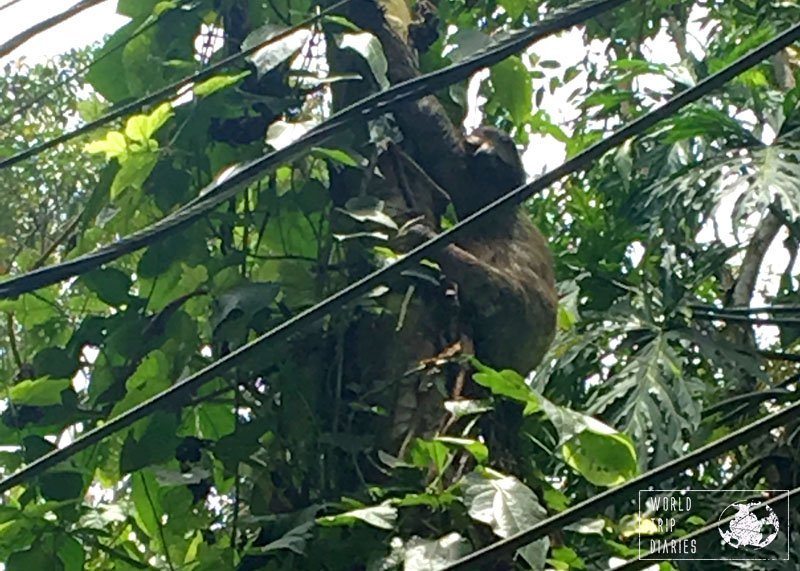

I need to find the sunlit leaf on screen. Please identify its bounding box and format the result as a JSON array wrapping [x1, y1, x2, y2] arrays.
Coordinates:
[[318, 502, 398, 530], [9, 378, 70, 406]]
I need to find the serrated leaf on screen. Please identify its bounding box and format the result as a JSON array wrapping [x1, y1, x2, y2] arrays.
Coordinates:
[[125, 103, 173, 143], [85, 131, 128, 159]]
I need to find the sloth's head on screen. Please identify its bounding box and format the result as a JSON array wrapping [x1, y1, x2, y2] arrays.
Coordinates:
[[460, 127, 527, 215]]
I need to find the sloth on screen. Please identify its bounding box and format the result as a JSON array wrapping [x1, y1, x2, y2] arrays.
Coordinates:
[[401, 125, 558, 374], [340, 0, 558, 372]]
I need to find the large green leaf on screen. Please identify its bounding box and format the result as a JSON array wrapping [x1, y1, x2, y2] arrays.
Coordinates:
[[462, 470, 549, 570], [489, 55, 533, 124]]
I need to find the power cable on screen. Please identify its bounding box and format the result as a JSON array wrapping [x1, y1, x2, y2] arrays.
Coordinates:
[[0, 0, 352, 170], [692, 312, 800, 326], [689, 303, 800, 314], [442, 402, 800, 570], [0, 0, 25, 13], [0, 0, 630, 300], [0, 0, 108, 59], [0, 15, 796, 496]]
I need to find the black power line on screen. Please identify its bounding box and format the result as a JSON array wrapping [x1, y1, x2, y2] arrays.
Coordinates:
[[0, 0, 352, 170], [442, 402, 800, 570], [0, 14, 797, 496], [690, 303, 800, 314], [0, 0, 25, 13], [693, 312, 800, 326], [0, 0, 630, 300]]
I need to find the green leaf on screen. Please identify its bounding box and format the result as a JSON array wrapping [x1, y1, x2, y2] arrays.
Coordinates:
[[311, 147, 363, 166], [549, 546, 585, 570], [318, 502, 397, 530], [563, 429, 638, 487], [538, 396, 638, 486], [0, 293, 58, 328], [193, 71, 250, 97], [111, 350, 171, 416], [340, 196, 399, 229], [22, 435, 55, 462], [56, 533, 85, 571], [462, 470, 549, 569], [131, 471, 163, 540], [471, 361, 538, 410], [143, 103, 174, 139], [85, 131, 128, 159], [211, 282, 281, 332], [10, 378, 70, 406], [118, 0, 163, 19], [120, 412, 180, 473], [499, 0, 526, 19], [337, 32, 389, 89], [111, 151, 159, 198], [86, 23, 135, 101], [81, 267, 132, 306], [402, 533, 471, 569], [490, 56, 532, 124], [446, 28, 494, 62], [436, 436, 489, 464], [124, 102, 173, 143], [243, 25, 311, 76], [39, 472, 84, 501], [409, 439, 450, 473], [249, 521, 314, 556], [7, 546, 64, 571], [33, 347, 79, 379]]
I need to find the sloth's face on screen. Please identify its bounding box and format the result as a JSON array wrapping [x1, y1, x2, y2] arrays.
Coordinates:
[[464, 127, 526, 195]]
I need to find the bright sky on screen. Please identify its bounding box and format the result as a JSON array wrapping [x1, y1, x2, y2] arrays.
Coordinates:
[[0, 0, 127, 64]]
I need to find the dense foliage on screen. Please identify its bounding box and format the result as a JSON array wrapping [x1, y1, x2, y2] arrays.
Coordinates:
[[0, 0, 799, 569]]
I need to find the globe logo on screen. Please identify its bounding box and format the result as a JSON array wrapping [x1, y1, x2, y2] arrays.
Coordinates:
[[718, 501, 780, 549]]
